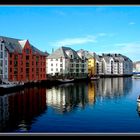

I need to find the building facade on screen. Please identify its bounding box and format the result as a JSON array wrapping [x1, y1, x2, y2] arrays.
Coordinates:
[[96, 53, 133, 76], [47, 46, 88, 79], [0, 36, 47, 82], [0, 39, 8, 81]]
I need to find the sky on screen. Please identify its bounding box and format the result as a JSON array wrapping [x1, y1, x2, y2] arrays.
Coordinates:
[[0, 5, 140, 62]]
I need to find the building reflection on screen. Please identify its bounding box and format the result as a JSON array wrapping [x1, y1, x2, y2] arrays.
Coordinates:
[[88, 81, 96, 105], [46, 77, 132, 113], [95, 77, 132, 100], [46, 82, 90, 113], [0, 86, 46, 132]]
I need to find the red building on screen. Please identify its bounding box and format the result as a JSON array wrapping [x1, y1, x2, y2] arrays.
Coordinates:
[[1, 36, 47, 82]]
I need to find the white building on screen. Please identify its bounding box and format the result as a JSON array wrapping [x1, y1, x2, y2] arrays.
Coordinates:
[[133, 61, 140, 72], [95, 54, 103, 75], [47, 46, 88, 79], [99, 53, 133, 76], [0, 38, 8, 81]]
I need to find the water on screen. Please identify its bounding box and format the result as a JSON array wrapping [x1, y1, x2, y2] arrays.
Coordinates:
[[0, 77, 140, 133]]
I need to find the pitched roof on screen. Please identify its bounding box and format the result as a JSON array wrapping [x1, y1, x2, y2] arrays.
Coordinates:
[[0, 36, 22, 53], [0, 36, 46, 56], [47, 46, 81, 59]]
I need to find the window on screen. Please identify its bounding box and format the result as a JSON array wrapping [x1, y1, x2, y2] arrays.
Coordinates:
[[26, 56, 29, 60], [10, 68, 12, 72], [1, 44, 3, 50], [26, 49, 29, 54], [5, 60, 7, 65], [51, 68, 53, 71], [0, 69, 2, 74], [26, 62, 29, 67], [0, 52, 3, 58], [4, 51, 7, 57], [51, 59, 53, 61], [14, 55, 18, 60], [0, 60, 3, 67], [56, 59, 58, 61], [60, 68, 62, 72], [10, 54, 12, 58], [51, 63, 53, 66], [56, 68, 58, 71], [60, 64, 62, 67], [60, 58, 63, 62], [21, 68, 23, 72], [71, 55, 72, 58]]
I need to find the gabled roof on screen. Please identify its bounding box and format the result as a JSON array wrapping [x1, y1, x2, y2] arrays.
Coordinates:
[[77, 49, 95, 59], [0, 36, 22, 53], [0, 36, 46, 56], [47, 46, 81, 59]]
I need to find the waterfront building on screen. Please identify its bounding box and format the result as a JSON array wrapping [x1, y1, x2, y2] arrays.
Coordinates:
[[47, 46, 88, 79], [95, 54, 103, 76], [99, 53, 133, 76], [0, 38, 8, 81], [133, 61, 140, 72], [77, 50, 96, 77], [0, 36, 47, 82]]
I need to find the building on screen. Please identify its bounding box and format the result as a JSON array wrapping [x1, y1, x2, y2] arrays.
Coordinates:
[[0, 38, 8, 81], [77, 50, 96, 77], [95, 54, 103, 76], [0, 36, 47, 82], [47, 46, 88, 79], [133, 61, 140, 72], [98, 53, 133, 76]]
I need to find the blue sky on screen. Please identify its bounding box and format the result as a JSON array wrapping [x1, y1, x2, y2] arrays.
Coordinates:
[[0, 5, 140, 62]]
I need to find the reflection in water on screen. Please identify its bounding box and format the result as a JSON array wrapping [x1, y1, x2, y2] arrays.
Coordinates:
[[46, 77, 132, 113], [46, 82, 89, 113], [0, 86, 46, 132], [95, 77, 132, 100], [0, 77, 133, 132]]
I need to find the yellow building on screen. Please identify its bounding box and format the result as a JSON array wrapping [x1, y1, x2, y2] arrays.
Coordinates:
[[85, 52, 96, 77]]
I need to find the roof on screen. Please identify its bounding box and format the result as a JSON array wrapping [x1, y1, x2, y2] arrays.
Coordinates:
[[0, 36, 22, 53], [0, 36, 46, 56], [47, 46, 81, 59]]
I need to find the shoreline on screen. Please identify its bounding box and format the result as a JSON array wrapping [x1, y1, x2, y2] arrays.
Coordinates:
[[0, 75, 133, 94]]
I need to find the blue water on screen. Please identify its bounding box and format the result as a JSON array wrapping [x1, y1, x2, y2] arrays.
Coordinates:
[[1, 77, 140, 133]]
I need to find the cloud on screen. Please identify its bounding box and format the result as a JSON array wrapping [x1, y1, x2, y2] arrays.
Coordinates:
[[96, 42, 140, 61], [129, 22, 135, 25], [50, 35, 97, 47]]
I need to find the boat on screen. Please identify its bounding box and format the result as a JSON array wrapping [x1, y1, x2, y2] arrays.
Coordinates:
[[57, 79, 74, 83], [90, 76, 100, 80], [0, 81, 24, 89], [137, 95, 140, 103]]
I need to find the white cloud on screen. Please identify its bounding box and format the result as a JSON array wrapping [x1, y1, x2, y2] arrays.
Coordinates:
[[129, 22, 135, 25], [50, 35, 97, 47], [96, 42, 140, 61]]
